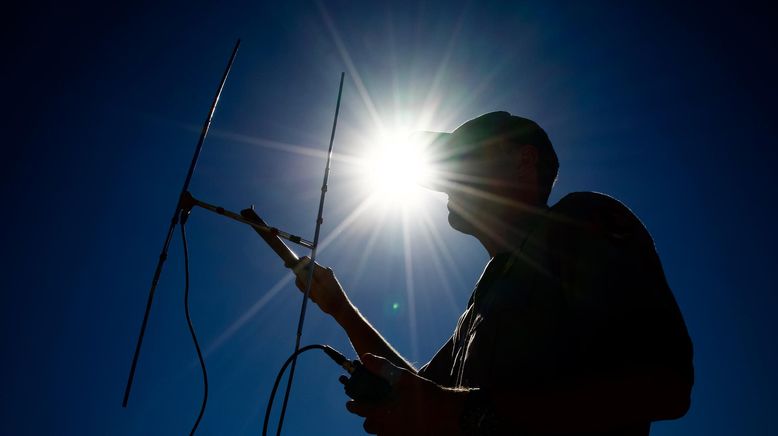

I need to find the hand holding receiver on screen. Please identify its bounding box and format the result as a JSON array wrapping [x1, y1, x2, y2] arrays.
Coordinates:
[[339, 359, 393, 404], [344, 354, 467, 436]]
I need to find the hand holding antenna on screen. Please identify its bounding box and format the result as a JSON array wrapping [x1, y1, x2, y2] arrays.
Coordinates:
[[291, 257, 350, 318]]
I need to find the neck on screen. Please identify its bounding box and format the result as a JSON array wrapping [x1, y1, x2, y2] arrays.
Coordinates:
[[478, 202, 547, 258]]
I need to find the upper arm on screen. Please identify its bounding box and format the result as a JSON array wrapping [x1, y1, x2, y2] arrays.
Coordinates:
[[493, 193, 693, 417], [554, 193, 694, 417], [418, 335, 455, 386]]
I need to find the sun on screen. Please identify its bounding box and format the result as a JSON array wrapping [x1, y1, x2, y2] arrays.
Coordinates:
[[362, 130, 432, 205]]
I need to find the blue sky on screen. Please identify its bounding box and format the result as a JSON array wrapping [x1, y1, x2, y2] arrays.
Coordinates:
[[3, 1, 777, 435]]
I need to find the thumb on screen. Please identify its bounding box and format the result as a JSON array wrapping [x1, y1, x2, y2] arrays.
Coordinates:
[[292, 257, 312, 275], [314, 264, 335, 280], [360, 353, 404, 385]]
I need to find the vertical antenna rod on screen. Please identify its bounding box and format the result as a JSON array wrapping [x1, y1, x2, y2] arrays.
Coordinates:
[[275, 72, 345, 435], [122, 39, 241, 408]]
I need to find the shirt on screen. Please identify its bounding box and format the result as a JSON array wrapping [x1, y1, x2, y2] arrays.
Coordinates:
[[418, 192, 693, 435]]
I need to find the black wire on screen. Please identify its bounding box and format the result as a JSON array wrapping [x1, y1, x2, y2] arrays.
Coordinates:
[[262, 345, 332, 436], [181, 214, 209, 435], [178, 211, 349, 436]]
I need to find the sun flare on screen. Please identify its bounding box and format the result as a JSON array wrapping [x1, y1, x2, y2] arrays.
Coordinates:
[[362, 130, 432, 204]]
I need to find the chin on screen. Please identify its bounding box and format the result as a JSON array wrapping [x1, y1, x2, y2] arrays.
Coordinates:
[[448, 210, 474, 235]]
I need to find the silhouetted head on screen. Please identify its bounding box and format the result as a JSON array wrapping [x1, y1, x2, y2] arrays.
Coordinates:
[[422, 111, 558, 237]]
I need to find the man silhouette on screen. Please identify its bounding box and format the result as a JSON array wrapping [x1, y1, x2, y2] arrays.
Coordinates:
[[294, 111, 693, 435]]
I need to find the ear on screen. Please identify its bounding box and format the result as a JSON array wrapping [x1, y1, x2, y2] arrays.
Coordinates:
[[516, 144, 539, 169]]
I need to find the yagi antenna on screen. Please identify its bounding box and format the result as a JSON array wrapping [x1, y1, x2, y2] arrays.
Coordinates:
[[122, 39, 241, 407], [122, 38, 348, 436]]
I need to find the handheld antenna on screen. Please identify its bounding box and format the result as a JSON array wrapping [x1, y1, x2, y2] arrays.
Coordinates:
[[122, 39, 241, 408], [274, 72, 345, 435]]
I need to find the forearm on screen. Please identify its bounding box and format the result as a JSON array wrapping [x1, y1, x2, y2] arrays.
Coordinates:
[[332, 300, 416, 372], [292, 260, 415, 372]]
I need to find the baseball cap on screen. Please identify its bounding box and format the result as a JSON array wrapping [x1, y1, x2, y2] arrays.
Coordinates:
[[418, 111, 557, 193]]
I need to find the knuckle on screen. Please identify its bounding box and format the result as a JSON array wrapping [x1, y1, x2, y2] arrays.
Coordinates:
[[363, 419, 378, 434]]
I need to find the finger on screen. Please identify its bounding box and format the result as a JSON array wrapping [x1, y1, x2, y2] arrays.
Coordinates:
[[362, 411, 393, 435], [363, 417, 381, 435], [345, 400, 371, 417], [346, 400, 391, 417]]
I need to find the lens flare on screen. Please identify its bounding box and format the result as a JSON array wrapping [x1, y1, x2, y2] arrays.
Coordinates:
[[363, 130, 431, 204]]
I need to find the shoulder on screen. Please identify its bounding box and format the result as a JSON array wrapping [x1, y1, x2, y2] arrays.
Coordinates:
[[548, 192, 652, 245]]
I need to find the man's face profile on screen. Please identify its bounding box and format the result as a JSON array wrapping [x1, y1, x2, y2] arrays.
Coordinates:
[[443, 142, 527, 236]]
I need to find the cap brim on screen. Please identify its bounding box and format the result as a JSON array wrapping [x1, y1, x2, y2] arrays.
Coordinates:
[[409, 131, 454, 192]]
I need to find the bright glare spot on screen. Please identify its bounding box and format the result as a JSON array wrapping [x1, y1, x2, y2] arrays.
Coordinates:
[[363, 130, 431, 204], [392, 302, 400, 310]]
